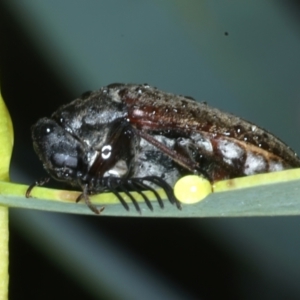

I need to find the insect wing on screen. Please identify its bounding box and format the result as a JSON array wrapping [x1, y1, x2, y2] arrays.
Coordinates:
[[116, 85, 300, 180]]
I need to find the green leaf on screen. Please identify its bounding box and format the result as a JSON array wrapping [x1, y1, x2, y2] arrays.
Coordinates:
[[1, 168, 300, 217]]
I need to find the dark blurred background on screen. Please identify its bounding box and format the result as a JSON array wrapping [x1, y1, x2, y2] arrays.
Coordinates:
[[2, 1, 300, 299]]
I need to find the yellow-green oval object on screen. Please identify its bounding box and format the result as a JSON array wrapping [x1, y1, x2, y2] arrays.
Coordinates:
[[174, 175, 212, 204]]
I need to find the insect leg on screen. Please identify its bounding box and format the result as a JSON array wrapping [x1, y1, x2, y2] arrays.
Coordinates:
[[140, 176, 182, 210], [105, 179, 130, 211], [126, 180, 154, 211], [100, 176, 181, 212], [115, 181, 142, 214], [103, 178, 142, 213], [25, 177, 50, 198], [130, 179, 163, 209], [76, 184, 105, 214]]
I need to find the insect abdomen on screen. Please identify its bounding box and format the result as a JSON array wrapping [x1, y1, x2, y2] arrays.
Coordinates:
[[188, 133, 296, 181]]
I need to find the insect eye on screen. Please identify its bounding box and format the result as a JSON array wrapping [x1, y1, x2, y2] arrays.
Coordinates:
[[101, 145, 112, 160], [44, 126, 53, 134], [35, 122, 55, 135]]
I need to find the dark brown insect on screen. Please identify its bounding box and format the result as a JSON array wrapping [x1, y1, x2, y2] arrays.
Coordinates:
[[28, 83, 300, 213]]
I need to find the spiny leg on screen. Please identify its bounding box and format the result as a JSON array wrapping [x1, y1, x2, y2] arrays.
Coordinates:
[[130, 179, 163, 209], [142, 176, 182, 210], [116, 181, 141, 214], [126, 180, 154, 211], [106, 180, 130, 211]]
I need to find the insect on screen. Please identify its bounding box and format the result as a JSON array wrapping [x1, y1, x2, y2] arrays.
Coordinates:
[[28, 83, 300, 214]]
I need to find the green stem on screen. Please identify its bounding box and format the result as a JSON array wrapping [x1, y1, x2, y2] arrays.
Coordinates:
[[0, 207, 8, 300], [0, 87, 13, 299]]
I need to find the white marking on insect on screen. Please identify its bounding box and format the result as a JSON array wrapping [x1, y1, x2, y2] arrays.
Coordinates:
[[101, 145, 112, 159], [132, 109, 145, 117], [87, 150, 98, 165], [105, 160, 128, 177], [218, 139, 244, 165], [244, 153, 266, 175], [269, 161, 285, 172], [109, 89, 122, 103]]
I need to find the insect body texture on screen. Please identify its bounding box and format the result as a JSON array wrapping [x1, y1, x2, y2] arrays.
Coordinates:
[[30, 83, 300, 213]]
